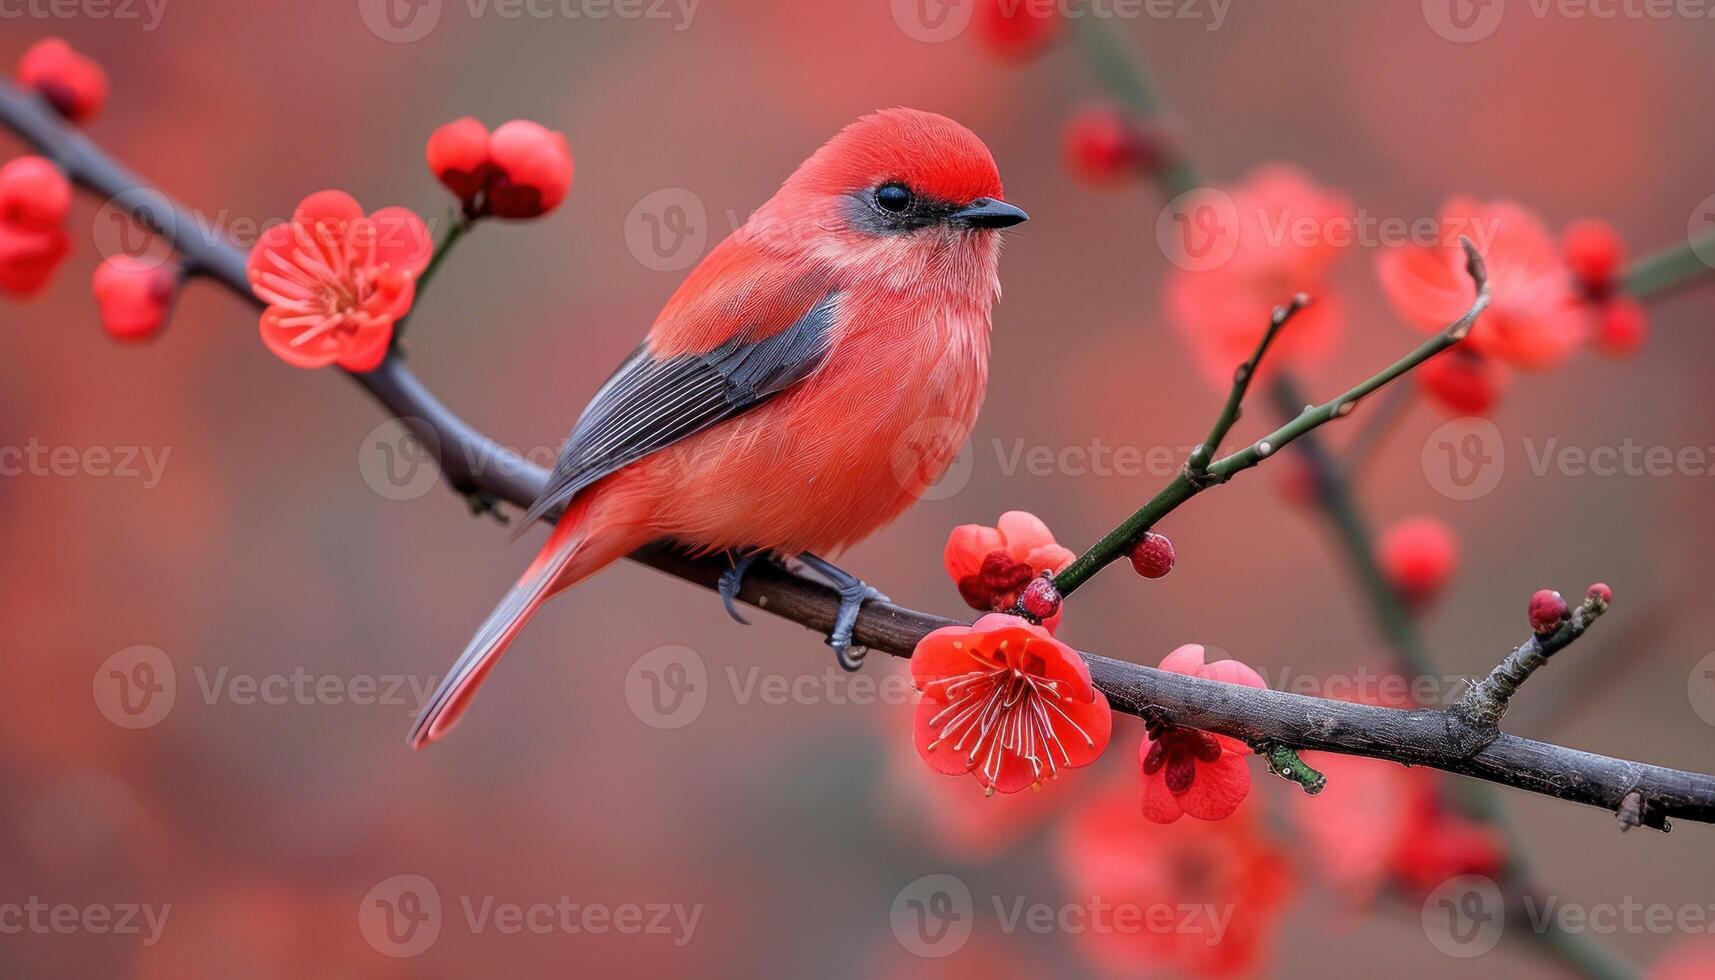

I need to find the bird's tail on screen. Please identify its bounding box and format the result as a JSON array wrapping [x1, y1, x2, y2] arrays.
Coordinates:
[[409, 496, 607, 749]]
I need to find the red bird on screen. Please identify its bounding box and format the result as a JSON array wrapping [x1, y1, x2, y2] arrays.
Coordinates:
[[411, 108, 1027, 748]]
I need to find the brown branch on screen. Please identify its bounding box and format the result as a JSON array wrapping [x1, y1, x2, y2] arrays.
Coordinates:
[[7, 79, 1715, 830]]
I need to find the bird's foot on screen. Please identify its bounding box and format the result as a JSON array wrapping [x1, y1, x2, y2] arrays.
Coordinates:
[[463, 488, 510, 525], [797, 553, 888, 671], [717, 552, 770, 626]]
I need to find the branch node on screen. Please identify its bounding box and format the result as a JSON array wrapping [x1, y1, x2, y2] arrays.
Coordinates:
[[1259, 742, 1327, 795], [1450, 587, 1611, 752], [1617, 790, 1671, 834]]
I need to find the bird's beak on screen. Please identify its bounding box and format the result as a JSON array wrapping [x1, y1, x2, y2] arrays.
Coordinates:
[[951, 198, 1029, 230]]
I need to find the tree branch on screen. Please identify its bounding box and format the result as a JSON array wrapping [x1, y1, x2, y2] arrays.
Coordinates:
[[7, 79, 1715, 830]]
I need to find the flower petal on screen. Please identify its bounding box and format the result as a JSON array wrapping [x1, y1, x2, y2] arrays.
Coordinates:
[[944, 523, 1005, 580], [1158, 643, 1208, 677], [1178, 751, 1252, 821], [996, 510, 1056, 557], [1140, 771, 1185, 824]]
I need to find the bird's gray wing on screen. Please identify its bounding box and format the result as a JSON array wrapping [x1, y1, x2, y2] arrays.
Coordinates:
[[512, 290, 840, 531]]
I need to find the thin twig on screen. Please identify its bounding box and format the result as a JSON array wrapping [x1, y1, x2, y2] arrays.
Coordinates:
[[1052, 240, 1489, 598]]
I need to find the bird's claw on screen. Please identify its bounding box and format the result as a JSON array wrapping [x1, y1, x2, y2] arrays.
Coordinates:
[[718, 553, 762, 626], [797, 553, 884, 672]]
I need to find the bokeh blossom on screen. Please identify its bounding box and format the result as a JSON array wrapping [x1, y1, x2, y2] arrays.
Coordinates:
[[247, 191, 431, 372]]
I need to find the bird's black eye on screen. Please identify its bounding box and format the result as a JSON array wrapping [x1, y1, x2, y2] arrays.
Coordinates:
[[876, 183, 913, 213]]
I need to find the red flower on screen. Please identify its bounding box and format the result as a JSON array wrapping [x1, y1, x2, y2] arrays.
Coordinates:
[[1057, 782, 1294, 977], [1377, 515, 1459, 607], [1561, 217, 1625, 298], [944, 511, 1076, 630], [974, 0, 1061, 61], [92, 256, 178, 342], [1062, 105, 1153, 186], [1593, 296, 1648, 358], [246, 191, 432, 372], [1139, 644, 1265, 823], [1165, 165, 1352, 385], [0, 155, 73, 295], [911, 613, 1112, 795], [1417, 345, 1507, 416], [1290, 749, 1503, 901], [17, 38, 108, 124], [1377, 198, 1585, 370], [427, 118, 573, 220]]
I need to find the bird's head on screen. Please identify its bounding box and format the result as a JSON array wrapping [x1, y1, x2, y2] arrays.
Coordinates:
[[750, 108, 1025, 286]]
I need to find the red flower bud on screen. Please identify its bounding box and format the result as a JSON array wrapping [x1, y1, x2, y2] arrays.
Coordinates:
[[1587, 582, 1613, 605], [17, 38, 109, 125], [1417, 346, 1504, 416], [0, 156, 73, 296], [1592, 297, 1647, 359], [0, 155, 73, 231], [425, 118, 573, 220], [1561, 218, 1624, 298], [92, 256, 178, 342], [426, 117, 497, 210], [974, 0, 1061, 60], [1378, 516, 1459, 607], [1528, 589, 1568, 635], [486, 120, 574, 219], [1127, 531, 1175, 579], [1019, 576, 1062, 623], [1062, 106, 1156, 186]]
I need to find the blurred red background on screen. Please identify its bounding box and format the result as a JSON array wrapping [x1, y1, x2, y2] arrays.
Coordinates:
[[3, 1, 1713, 976]]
